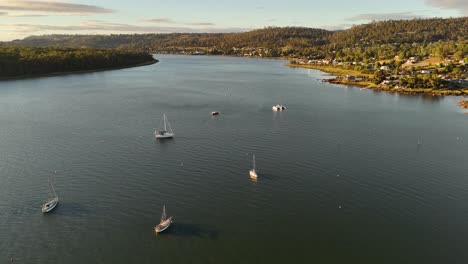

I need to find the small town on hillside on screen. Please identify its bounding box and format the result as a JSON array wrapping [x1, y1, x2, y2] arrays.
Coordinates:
[[291, 55, 468, 92]]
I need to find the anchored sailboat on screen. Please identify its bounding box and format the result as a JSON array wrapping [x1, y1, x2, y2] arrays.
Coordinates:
[[249, 154, 258, 180], [155, 205, 173, 233], [155, 113, 174, 139], [42, 177, 58, 213]]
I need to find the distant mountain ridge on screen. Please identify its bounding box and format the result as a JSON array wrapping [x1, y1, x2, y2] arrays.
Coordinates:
[[3, 17, 467, 59]]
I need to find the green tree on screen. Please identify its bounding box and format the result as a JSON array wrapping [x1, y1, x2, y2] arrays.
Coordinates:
[[373, 70, 386, 84]]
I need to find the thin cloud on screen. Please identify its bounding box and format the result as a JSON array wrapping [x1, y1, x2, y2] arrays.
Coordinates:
[[346, 12, 424, 21], [265, 19, 276, 22], [0, 12, 47, 17], [144, 18, 176, 24], [144, 18, 215, 26], [425, 0, 468, 15], [0, 0, 113, 14], [185, 22, 215, 26], [1, 20, 248, 34]]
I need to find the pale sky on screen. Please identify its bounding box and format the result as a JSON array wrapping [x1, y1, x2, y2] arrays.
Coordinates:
[[0, 0, 466, 41]]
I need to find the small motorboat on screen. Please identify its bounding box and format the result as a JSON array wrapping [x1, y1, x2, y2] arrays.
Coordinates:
[[211, 111, 220, 116], [272, 104, 286, 111]]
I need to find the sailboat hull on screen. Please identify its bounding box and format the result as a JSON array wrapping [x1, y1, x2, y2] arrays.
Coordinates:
[[155, 132, 174, 139], [155, 217, 173, 233], [42, 197, 59, 213], [249, 169, 258, 179]]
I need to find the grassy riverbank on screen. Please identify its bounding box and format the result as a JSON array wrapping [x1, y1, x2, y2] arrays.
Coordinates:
[[289, 63, 375, 87], [289, 63, 372, 80]]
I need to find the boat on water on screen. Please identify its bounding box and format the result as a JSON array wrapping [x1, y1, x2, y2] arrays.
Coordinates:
[[155, 113, 174, 139], [42, 177, 59, 213], [211, 111, 220, 116], [155, 205, 173, 233], [249, 154, 258, 180], [272, 104, 286, 111]]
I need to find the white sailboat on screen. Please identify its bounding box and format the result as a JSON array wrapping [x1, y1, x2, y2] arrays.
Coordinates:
[[155, 113, 174, 139], [249, 154, 258, 180], [154, 205, 173, 233], [42, 177, 59, 213]]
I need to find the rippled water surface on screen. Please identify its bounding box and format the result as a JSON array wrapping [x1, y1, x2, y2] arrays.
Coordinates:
[[0, 55, 467, 263]]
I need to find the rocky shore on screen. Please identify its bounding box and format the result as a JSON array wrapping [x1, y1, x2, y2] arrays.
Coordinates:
[[458, 100, 468, 109]]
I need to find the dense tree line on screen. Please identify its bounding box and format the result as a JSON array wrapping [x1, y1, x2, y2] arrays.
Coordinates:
[[5, 17, 466, 60], [6, 27, 330, 53], [0, 46, 156, 77], [326, 41, 467, 62], [328, 17, 467, 48]]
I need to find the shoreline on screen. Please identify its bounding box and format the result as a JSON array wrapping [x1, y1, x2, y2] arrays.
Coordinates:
[[0, 59, 158, 81], [459, 100, 468, 109], [288, 63, 468, 97], [459, 100, 468, 114]]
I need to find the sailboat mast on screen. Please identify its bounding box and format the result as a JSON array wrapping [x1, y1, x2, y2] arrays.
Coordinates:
[[253, 155, 256, 170], [161, 205, 166, 222], [49, 177, 57, 197], [51, 182, 57, 197], [163, 114, 167, 131]]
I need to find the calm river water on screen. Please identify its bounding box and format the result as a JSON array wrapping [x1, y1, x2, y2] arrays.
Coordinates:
[[0, 55, 467, 263]]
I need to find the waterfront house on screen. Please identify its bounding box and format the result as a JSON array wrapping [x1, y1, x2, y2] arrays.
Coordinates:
[[380, 65, 390, 71]]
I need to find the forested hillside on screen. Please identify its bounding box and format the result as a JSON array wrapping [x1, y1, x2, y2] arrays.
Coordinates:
[[5, 17, 466, 60], [329, 17, 467, 47], [323, 17, 468, 61], [2, 17, 466, 83], [7, 27, 331, 54], [0, 46, 156, 78]]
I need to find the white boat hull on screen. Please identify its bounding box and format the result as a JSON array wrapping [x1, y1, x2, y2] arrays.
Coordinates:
[[249, 169, 258, 179], [272, 105, 286, 111], [155, 217, 173, 233], [155, 132, 174, 139], [42, 197, 59, 213]]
